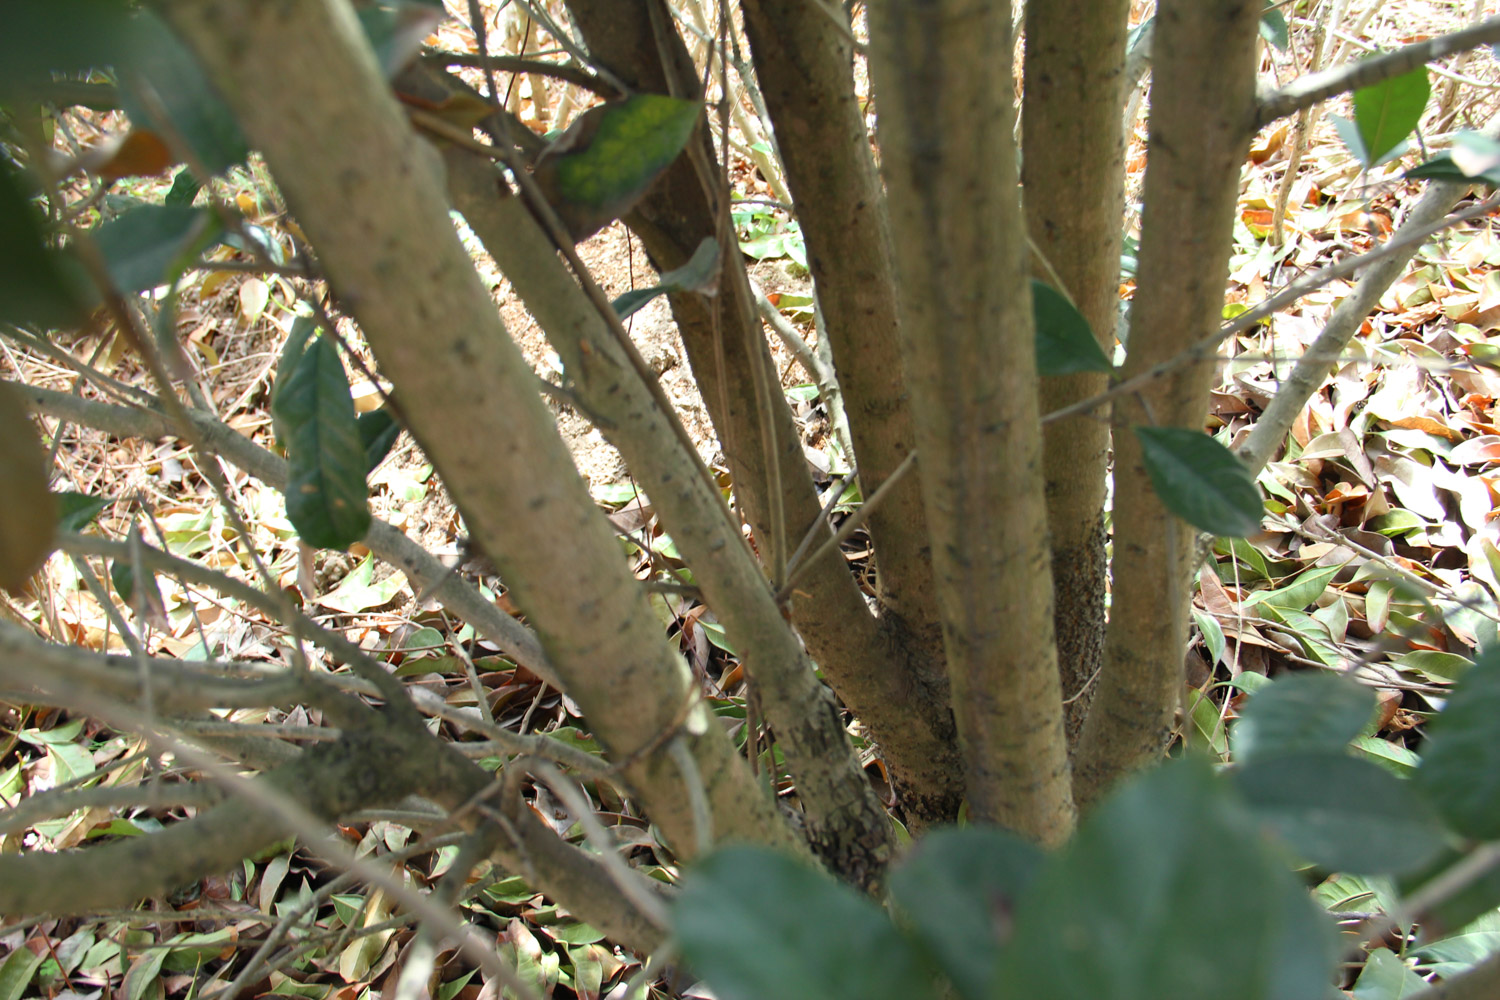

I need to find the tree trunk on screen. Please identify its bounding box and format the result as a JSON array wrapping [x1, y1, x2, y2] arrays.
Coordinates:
[[868, 0, 1075, 845], [156, 0, 798, 860], [739, 0, 945, 661], [1022, 0, 1132, 749], [564, 0, 965, 829], [1072, 0, 1264, 808], [442, 146, 895, 884]]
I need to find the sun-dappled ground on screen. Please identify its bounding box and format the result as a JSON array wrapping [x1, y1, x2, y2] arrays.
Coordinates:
[[8, 0, 1500, 997]]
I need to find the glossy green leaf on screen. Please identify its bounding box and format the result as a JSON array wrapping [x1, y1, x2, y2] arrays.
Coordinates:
[[1330, 114, 1410, 169], [1259, 8, 1289, 51], [1351, 948, 1426, 1000], [271, 315, 318, 447], [55, 492, 111, 533], [1351, 735, 1420, 778], [1407, 152, 1491, 185], [1416, 649, 1500, 839], [1392, 649, 1472, 682], [1135, 426, 1263, 537], [277, 336, 372, 549], [887, 827, 1044, 1000], [1193, 609, 1226, 665], [0, 163, 92, 328], [612, 237, 720, 319], [1243, 565, 1340, 612], [1352, 67, 1430, 167], [998, 758, 1337, 1000], [91, 204, 222, 293], [356, 408, 402, 472], [674, 846, 937, 1000], [165, 169, 202, 206], [1233, 752, 1447, 875], [1033, 281, 1112, 376], [117, 12, 249, 175], [1411, 910, 1500, 978], [1231, 672, 1373, 764]]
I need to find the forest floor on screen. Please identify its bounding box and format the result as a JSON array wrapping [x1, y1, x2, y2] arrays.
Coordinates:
[[6, 1, 1500, 998]]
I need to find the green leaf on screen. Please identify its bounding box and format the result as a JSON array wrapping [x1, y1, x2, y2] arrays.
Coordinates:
[[1398, 845, 1500, 938], [1391, 649, 1473, 682], [1259, 8, 1289, 51], [319, 553, 404, 613], [110, 557, 138, 602], [1193, 609, 1226, 665], [0, 947, 45, 1000], [1416, 649, 1500, 839], [121, 946, 165, 1000], [0, 162, 92, 328], [1412, 909, 1500, 977], [277, 336, 371, 549], [1242, 565, 1340, 612], [887, 827, 1044, 1000], [1330, 114, 1410, 170], [997, 758, 1337, 1000], [356, 3, 443, 79], [1232, 752, 1447, 875], [271, 315, 318, 447], [1352, 66, 1430, 167], [356, 408, 401, 473], [1351, 735, 1420, 778], [1135, 426, 1263, 537], [117, 12, 249, 176], [612, 237, 720, 319], [1352, 948, 1427, 999], [1231, 672, 1373, 764], [535, 95, 701, 241], [91, 204, 223, 293], [55, 491, 111, 532], [0, 0, 145, 97], [165, 169, 202, 207], [674, 846, 937, 1000], [1033, 281, 1112, 376]]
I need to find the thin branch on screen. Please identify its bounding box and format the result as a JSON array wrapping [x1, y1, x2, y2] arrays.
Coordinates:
[[0, 783, 220, 837], [1256, 16, 1500, 130], [1241, 113, 1499, 473], [774, 449, 917, 604], [419, 50, 623, 97], [1043, 194, 1500, 427], [0, 618, 359, 719], [20, 383, 556, 686], [751, 281, 855, 464]]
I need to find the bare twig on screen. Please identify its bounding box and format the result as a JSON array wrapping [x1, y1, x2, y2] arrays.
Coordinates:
[[1256, 16, 1500, 130]]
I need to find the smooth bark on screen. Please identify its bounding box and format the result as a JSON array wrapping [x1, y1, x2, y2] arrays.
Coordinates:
[[739, 0, 943, 656], [157, 0, 795, 859], [1022, 0, 1132, 747], [443, 146, 895, 884], [868, 0, 1075, 845], [1073, 0, 1263, 808], [563, 0, 965, 828], [738, 0, 964, 823]]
